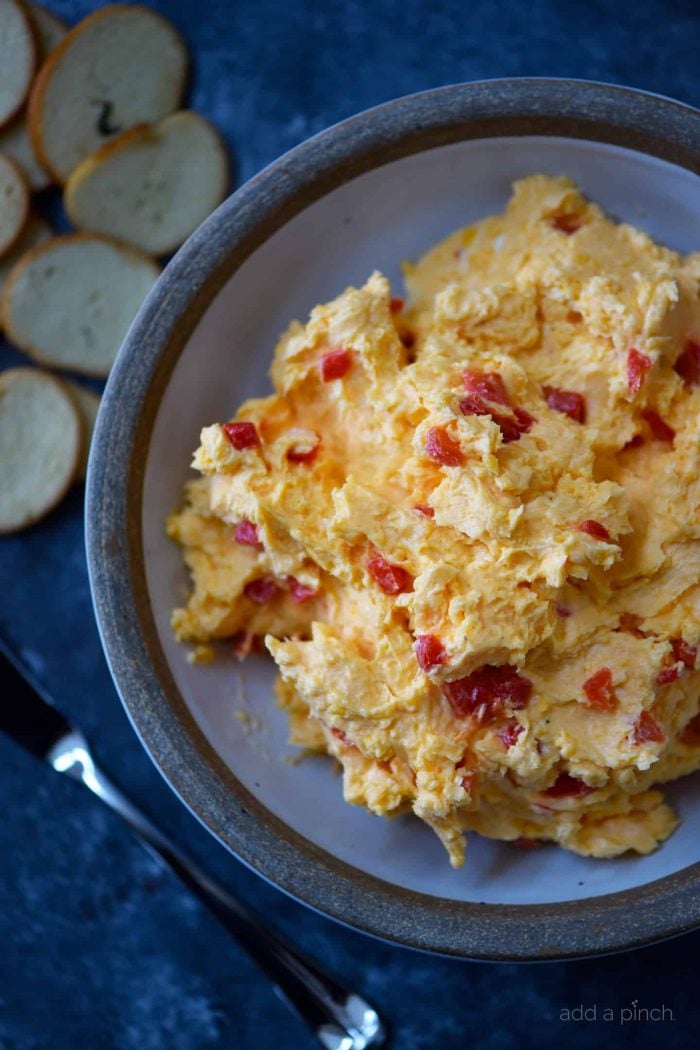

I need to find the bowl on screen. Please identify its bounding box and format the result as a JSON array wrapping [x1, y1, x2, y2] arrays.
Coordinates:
[[86, 79, 700, 960]]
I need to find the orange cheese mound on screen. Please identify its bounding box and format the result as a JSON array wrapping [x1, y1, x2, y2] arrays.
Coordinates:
[[168, 176, 700, 866]]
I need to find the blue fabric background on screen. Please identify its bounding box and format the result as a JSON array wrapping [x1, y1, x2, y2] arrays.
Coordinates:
[[1, 1, 699, 1047]]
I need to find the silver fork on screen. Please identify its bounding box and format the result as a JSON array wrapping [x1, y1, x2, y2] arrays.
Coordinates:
[[1, 645, 387, 1050]]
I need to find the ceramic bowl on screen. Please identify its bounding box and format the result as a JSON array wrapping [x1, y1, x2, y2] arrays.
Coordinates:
[[86, 79, 700, 960]]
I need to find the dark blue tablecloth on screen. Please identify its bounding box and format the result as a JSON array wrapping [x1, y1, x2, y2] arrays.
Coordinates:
[[1, 1, 699, 1047]]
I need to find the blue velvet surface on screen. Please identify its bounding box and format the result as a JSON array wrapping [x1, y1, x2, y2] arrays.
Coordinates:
[[1, 1, 699, 1046]]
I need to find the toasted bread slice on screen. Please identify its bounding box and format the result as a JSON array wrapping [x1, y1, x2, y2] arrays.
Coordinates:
[[1, 233, 160, 376], [0, 212, 51, 311], [26, 1, 68, 57], [0, 367, 81, 532], [0, 115, 51, 190], [65, 380, 100, 480], [65, 111, 230, 255], [0, 4, 67, 189], [27, 4, 188, 183], [0, 152, 30, 257], [0, 0, 37, 130]]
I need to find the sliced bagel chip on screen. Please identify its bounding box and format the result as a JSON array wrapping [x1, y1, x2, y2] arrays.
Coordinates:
[[0, 152, 30, 257], [26, 1, 68, 57], [66, 380, 101, 480], [28, 4, 188, 183], [1, 233, 160, 377], [0, 367, 81, 533], [0, 116, 51, 190], [0, 0, 37, 130], [66, 111, 230, 255], [0, 212, 51, 311], [0, 4, 67, 188]]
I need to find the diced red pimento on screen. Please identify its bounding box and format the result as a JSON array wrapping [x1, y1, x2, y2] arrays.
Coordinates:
[[331, 727, 357, 750], [287, 445, 319, 465], [673, 337, 700, 386], [288, 577, 317, 604], [462, 370, 510, 405], [461, 403, 534, 444], [641, 409, 675, 443], [577, 519, 612, 543], [287, 435, 321, 464], [243, 577, 281, 605], [223, 421, 261, 449], [582, 667, 618, 712], [543, 385, 586, 423], [445, 664, 532, 723], [425, 426, 464, 467], [656, 664, 681, 685], [681, 713, 700, 746], [460, 369, 535, 443], [543, 773, 596, 798], [672, 638, 697, 668], [414, 634, 447, 672], [320, 348, 353, 381], [389, 297, 404, 314], [656, 638, 697, 684], [367, 555, 413, 595], [498, 720, 524, 749], [414, 503, 435, 518], [234, 520, 263, 549], [622, 434, 645, 450], [627, 348, 652, 394], [633, 709, 665, 745], [551, 213, 583, 234], [555, 602, 572, 618]]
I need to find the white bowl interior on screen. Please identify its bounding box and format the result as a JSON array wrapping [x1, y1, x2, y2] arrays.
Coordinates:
[[143, 135, 700, 905]]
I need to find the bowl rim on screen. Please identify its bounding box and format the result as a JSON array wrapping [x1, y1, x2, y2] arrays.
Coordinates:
[[86, 77, 700, 961]]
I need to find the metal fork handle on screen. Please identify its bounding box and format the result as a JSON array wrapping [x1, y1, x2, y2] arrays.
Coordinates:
[[48, 731, 386, 1050]]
